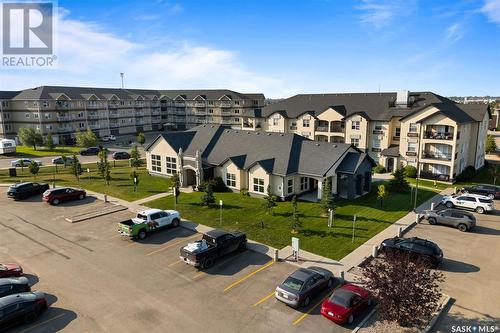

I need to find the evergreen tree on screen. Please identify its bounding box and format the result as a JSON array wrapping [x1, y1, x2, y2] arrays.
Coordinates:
[[69, 154, 83, 182], [28, 161, 40, 179], [486, 135, 497, 153], [389, 168, 410, 193], [200, 183, 216, 206], [320, 178, 334, 215], [377, 184, 388, 207], [44, 132, 55, 150], [129, 145, 142, 168], [263, 185, 277, 215]]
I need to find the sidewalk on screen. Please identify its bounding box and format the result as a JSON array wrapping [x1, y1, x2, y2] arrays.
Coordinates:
[[131, 191, 171, 205]]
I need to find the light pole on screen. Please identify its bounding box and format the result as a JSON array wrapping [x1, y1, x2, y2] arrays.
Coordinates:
[[173, 187, 177, 210], [120, 72, 124, 89], [351, 214, 357, 243], [219, 200, 223, 226]]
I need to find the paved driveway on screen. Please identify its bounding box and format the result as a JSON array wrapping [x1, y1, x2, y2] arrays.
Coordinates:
[[0, 189, 370, 333], [406, 203, 500, 332]]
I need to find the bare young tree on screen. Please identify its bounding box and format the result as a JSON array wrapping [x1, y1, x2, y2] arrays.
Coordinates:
[[363, 251, 444, 327]]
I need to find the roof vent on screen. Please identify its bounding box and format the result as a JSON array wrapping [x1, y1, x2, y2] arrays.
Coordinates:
[[333, 144, 337, 148]]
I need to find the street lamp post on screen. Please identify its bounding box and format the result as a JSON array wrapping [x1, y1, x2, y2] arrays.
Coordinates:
[[219, 200, 223, 226]]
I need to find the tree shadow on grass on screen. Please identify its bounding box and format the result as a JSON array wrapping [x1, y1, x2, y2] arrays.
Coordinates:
[[300, 228, 368, 239]]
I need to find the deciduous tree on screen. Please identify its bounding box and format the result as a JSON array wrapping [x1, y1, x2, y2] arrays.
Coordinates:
[[263, 185, 277, 215], [28, 161, 40, 179], [129, 145, 142, 168], [18, 127, 43, 150], [377, 184, 388, 207], [69, 154, 83, 182], [363, 251, 444, 327], [44, 132, 55, 150]]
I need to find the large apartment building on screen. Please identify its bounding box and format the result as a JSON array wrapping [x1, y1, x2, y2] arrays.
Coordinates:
[[241, 91, 490, 182], [0, 86, 265, 144]]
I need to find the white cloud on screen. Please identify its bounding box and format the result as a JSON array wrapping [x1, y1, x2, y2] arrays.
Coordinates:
[[0, 9, 287, 97], [445, 23, 463, 43], [480, 0, 500, 24], [356, 0, 417, 29]]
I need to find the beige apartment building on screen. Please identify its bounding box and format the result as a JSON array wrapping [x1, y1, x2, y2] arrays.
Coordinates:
[[242, 91, 490, 182], [0, 86, 265, 144]]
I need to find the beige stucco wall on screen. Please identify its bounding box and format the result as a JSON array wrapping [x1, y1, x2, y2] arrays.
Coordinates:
[[146, 137, 178, 176], [215, 160, 248, 190], [344, 114, 369, 149], [265, 112, 286, 133], [248, 164, 271, 195]]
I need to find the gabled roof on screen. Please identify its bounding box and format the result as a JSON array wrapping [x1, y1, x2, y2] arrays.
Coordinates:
[[149, 125, 366, 177], [381, 145, 400, 157], [261, 92, 489, 124], [336, 152, 374, 174]]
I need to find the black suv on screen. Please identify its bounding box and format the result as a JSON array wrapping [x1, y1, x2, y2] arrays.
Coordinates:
[[79, 147, 101, 156], [0, 277, 31, 298], [461, 184, 500, 200], [7, 182, 50, 200], [112, 151, 130, 160], [0, 291, 47, 329], [380, 237, 443, 268]]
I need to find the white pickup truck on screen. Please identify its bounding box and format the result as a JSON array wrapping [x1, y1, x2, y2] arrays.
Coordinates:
[[118, 208, 181, 239]]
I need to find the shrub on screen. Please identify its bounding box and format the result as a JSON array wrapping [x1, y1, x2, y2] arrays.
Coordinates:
[[240, 188, 250, 197], [403, 165, 417, 178], [212, 177, 227, 192], [373, 164, 387, 174], [456, 166, 476, 182]]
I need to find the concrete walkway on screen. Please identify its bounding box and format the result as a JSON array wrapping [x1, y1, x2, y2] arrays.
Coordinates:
[[131, 191, 171, 205]]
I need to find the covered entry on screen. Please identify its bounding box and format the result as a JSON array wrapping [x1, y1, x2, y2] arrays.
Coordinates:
[[184, 168, 197, 186]]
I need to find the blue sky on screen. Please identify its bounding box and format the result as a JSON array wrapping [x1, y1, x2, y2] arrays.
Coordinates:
[[1, 0, 500, 97]]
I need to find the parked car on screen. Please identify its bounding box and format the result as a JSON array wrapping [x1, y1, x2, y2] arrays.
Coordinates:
[[179, 230, 247, 269], [43, 187, 86, 205], [461, 184, 500, 200], [79, 147, 100, 156], [380, 237, 443, 268], [102, 135, 116, 142], [0, 264, 23, 278], [275, 267, 334, 308], [0, 291, 47, 329], [10, 159, 42, 167], [52, 156, 74, 165], [0, 277, 31, 298], [112, 151, 130, 160], [442, 194, 494, 214], [7, 182, 50, 200], [118, 209, 180, 239], [419, 209, 476, 232], [321, 284, 371, 325]]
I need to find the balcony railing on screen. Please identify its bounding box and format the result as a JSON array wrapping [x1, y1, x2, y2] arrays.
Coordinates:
[[406, 151, 417, 156], [407, 132, 419, 137], [243, 123, 253, 128], [372, 130, 384, 134], [371, 148, 382, 152], [220, 102, 232, 108], [392, 136, 401, 141], [424, 132, 453, 140], [86, 103, 99, 109], [315, 126, 328, 132], [330, 126, 343, 133], [422, 151, 452, 161], [290, 126, 297, 130], [55, 103, 69, 110], [420, 172, 450, 182], [108, 103, 119, 109]]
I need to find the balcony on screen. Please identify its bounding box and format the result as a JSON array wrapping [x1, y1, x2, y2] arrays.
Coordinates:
[[194, 102, 206, 107], [392, 136, 401, 141], [56, 115, 69, 121], [108, 103, 119, 109], [134, 104, 144, 109], [55, 103, 69, 110], [109, 123, 119, 128], [173, 102, 185, 107], [315, 126, 328, 132], [290, 126, 297, 130], [424, 132, 453, 140], [406, 151, 417, 156], [86, 103, 98, 109], [57, 127, 73, 133], [243, 122, 254, 128], [422, 151, 452, 161], [407, 132, 419, 137], [220, 102, 232, 108], [109, 112, 119, 118], [372, 130, 384, 135]]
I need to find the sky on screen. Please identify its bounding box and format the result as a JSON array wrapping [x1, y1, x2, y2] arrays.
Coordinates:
[[1, 0, 499, 98]]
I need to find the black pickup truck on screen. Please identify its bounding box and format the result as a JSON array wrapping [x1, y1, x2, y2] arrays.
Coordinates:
[[179, 230, 247, 269]]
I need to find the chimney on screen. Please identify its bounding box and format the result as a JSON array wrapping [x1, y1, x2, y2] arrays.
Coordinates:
[[396, 90, 409, 107]]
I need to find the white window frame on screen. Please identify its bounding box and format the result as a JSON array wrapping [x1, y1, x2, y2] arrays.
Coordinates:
[[351, 138, 360, 147], [407, 142, 417, 152], [253, 178, 265, 193], [226, 173, 236, 187], [287, 178, 294, 194], [409, 123, 418, 133], [372, 139, 381, 149], [300, 177, 308, 191], [351, 121, 360, 130], [165, 156, 176, 175], [151, 154, 161, 172], [302, 119, 310, 128]]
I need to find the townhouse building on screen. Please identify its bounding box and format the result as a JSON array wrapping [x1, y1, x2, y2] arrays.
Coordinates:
[[242, 91, 490, 182], [0, 86, 265, 144]]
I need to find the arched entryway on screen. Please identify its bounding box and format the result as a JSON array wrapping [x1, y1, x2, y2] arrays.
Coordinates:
[[386, 158, 394, 173], [185, 169, 197, 186]]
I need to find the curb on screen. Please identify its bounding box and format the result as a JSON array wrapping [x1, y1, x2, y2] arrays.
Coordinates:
[[65, 205, 128, 223], [351, 306, 378, 333], [423, 294, 451, 333]]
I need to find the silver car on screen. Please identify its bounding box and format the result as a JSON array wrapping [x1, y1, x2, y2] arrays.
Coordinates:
[[420, 209, 476, 232], [275, 266, 334, 308], [51, 156, 74, 165], [10, 159, 42, 167]]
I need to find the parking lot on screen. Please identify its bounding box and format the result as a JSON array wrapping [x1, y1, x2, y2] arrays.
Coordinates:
[[407, 202, 500, 332], [0, 188, 373, 333]]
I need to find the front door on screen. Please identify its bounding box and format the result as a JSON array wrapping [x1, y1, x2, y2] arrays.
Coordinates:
[[387, 158, 394, 173], [185, 169, 197, 186]]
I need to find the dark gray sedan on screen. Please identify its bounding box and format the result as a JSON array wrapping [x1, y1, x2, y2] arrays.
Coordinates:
[[0, 277, 30, 298], [275, 266, 334, 308], [420, 208, 476, 232]]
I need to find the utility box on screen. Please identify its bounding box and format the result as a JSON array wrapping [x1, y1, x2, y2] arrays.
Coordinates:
[[8, 168, 16, 177]]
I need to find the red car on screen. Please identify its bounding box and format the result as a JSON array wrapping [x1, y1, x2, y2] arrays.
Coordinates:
[[321, 284, 371, 325], [0, 263, 23, 278], [43, 187, 86, 205]]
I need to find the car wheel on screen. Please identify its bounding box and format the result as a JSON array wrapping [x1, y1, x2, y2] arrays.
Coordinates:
[[475, 207, 485, 214], [52, 199, 60, 205], [428, 217, 437, 225], [327, 278, 333, 288], [303, 296, 311, 307], [138, 230, 147, 239], [488, 194, 494, 200], [23, 311, 38, 324], [203, 257, 214, 269], [347, 314, 354, 325], [79, 194, 85, 200], [457, 223, 468, 232], [238, 241, 247, 252], [445, 201, 454, 208], [171, 218, 179, 227]]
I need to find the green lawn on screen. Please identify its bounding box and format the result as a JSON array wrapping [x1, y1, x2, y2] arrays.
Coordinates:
[[145, 184, 436, 260], [10, 146, 82, 158], [0, 161, 171, 202], [405, 167, 497, 191]]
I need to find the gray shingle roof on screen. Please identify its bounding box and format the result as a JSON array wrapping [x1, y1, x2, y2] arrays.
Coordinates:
[[9, 86, 264, 101], [150, 125, 360, 177], [261, 92, 489, 124], [336, 152, 372, 174], [381, 145, 400, 157]]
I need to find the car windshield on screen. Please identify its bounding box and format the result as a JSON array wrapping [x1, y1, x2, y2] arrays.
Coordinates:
[[330, 291, 351, 307], [282, 277, 304, 291], [136, 214, 148, 221]]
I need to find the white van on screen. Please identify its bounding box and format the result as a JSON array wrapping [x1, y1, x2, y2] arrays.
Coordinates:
[[0, 139, 16, 154]]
